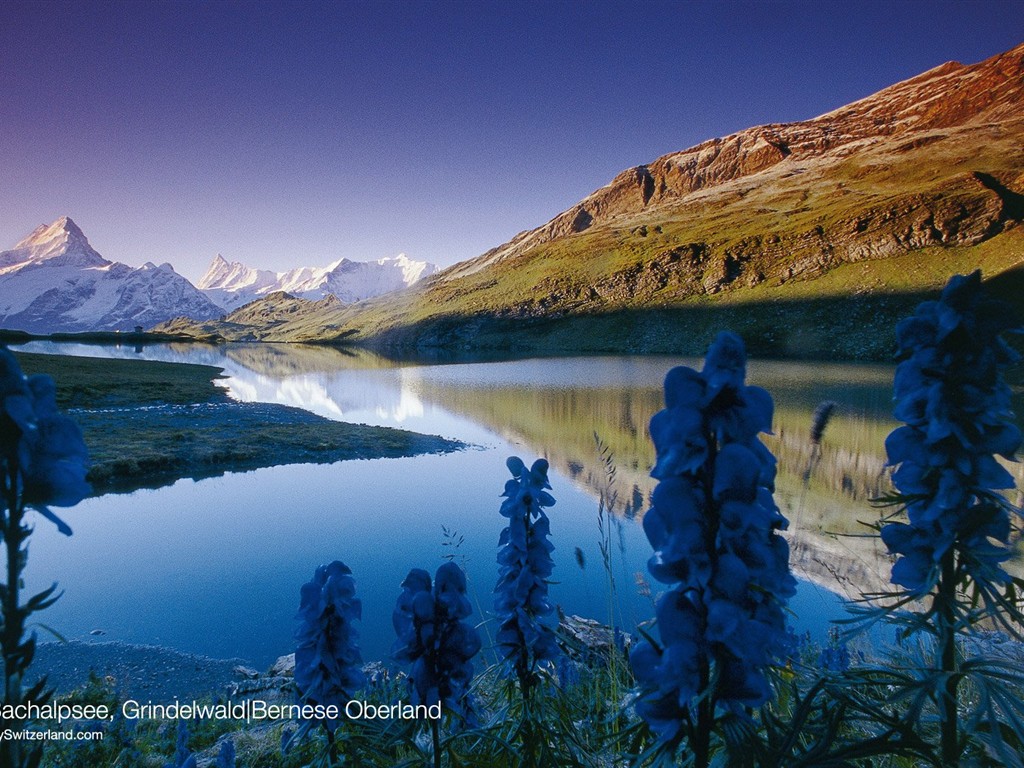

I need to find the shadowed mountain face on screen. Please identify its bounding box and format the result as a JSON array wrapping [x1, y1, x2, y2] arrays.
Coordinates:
[[159, 43, 1024, 355]]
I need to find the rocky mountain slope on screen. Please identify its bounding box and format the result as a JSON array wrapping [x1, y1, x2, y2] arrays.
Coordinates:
[[198, 253, 437, 311], [0, 217, 223, 333], [165, 43, 1024, 357], [448, 42, 1024, 279]]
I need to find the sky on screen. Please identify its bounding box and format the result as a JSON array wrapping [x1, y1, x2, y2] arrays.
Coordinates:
[[2, 0, 1022, 283]]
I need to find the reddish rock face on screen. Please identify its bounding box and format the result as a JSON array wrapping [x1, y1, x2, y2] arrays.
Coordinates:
[[454, 42, 1024, 272]]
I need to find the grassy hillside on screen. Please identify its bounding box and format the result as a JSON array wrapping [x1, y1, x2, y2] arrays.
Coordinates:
[[326, 230, 1024, 361], [330, 120, 1024, 353], [152, 53, 1024, 360], [155, 124, 1023, 360]]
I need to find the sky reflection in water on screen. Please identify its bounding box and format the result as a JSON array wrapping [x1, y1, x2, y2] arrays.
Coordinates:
[[22, 342, 880, 666]]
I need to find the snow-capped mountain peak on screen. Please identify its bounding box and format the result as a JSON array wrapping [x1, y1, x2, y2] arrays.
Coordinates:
[[0, 216, 223, 333], [0, 216, 440, 330], [16, 215, 86, 248], [197, 252, 439, 311], [382, 253, 433, 284], [197, 254, 278, 292], [2, 215, 109, 272], [199, 253, 231, 282]]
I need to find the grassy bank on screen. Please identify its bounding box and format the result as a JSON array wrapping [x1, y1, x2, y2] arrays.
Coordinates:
[[14, 351, 229, 408], [13, 351, 463, 494]]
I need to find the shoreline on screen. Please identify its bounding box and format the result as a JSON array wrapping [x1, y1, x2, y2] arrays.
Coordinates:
[[0, 327, 941, 366], [76, 399, 464, 495], [31, 614, 629, 702], [31, 641, 255, 703], [13, 350, 464, 495]]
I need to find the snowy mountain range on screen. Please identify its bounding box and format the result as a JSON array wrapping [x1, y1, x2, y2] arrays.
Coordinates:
[[197, 252, 437, 311], [0, 217, 223, 333], [0, 217, 438, 333]]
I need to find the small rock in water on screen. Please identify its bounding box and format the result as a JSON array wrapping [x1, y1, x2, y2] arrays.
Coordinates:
[[233, 665, 260, 679], [268, 654, 296, 677], [559, 614, 633, 658], [362, 661, 391, 686], [89, 629, 106, 636]]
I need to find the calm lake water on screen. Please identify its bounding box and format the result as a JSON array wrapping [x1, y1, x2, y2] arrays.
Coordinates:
[[22, 340, 1016, 668]]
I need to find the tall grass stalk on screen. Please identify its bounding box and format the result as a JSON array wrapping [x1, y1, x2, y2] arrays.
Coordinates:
[[593, 433, 625, 746]]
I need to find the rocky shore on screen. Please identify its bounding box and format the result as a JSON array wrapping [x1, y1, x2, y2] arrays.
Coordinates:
[[31, 614, 632, 703]]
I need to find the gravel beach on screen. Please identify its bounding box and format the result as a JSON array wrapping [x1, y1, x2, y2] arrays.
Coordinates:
[[31, 641, 255, 702]]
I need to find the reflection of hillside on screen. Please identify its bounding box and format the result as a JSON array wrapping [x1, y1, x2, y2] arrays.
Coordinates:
[[412, 373, 897, 507], [51, 338, 1016, 598], [222, 343, 390, 377], [412, 380, 660, 517], [412, 367, 1024, 597]]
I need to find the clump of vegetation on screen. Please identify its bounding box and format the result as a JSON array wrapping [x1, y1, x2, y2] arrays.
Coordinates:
[[13, 350, 228, 409], [1, 347, 90, 768]]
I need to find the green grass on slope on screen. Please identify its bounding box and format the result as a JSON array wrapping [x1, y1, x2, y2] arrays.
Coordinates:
[[351, 229, 1024, 361], [13, 351, 228, 408], [149, 123, 1024, 357]]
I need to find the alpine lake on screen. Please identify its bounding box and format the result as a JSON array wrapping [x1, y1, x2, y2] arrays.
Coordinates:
[[19, 341, 1024, 668]]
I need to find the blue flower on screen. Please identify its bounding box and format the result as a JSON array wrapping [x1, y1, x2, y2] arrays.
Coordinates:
[[494, 456, 560, 690], [631, 590, 703, 741], [0, 348, 90, 535], [165, 721, 196, 768], [215, 738, 235, 768], [392, 562, 481, 722], [1, 350, 36, 440], [818, 644, 851, 673], [556, 655, 580, 688], [294, 561, 364, 733], [881, 271, 1023, 595], [631, 332, 794, 746]]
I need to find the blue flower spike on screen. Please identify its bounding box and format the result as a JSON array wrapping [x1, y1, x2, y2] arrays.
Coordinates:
[[392, 562, 481, 724], [881, 271, 1022, 596], [294, 561, 364, 734], [1, 347, 90, 535], [631, 332, 795, 749], [494, 455, 560, 692]]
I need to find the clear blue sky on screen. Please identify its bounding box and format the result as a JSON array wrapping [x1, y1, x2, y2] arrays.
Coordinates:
[[2, 0, 1022, 281]]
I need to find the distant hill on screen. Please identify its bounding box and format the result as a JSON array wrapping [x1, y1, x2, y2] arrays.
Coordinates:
[[155, 291, 353, 342], [160, 43, 1024, 358]]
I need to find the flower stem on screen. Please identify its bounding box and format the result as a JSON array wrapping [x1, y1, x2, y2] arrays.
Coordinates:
[[938, 549, 959, 767], [694, 430, 719, 768], [521, 697, 538, 768], [695, 646, 711, 768], [2, 466, 29, 767], [431, 719, 441, 768]]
